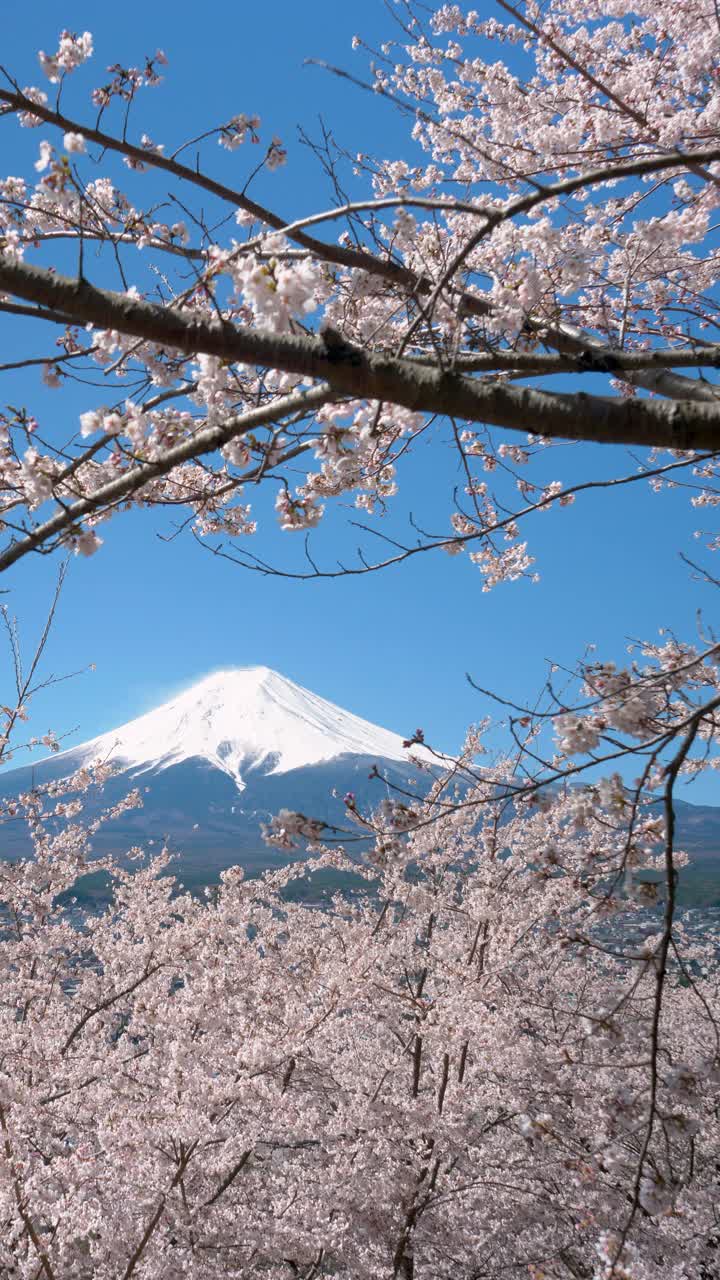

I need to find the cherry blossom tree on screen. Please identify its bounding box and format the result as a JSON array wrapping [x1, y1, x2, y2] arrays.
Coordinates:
[[0, 1, 717, 582], [1, 621, 719, 1279], [0, 4, 719, 1277]]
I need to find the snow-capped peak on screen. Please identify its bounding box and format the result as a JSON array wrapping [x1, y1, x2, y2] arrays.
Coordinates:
[[73, 666, 422, 787]]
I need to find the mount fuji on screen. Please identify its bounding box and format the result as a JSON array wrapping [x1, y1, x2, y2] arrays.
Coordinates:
[[63, 665, 421, 783], [1, 667, 718, 906], [0, 667, 434, 888]]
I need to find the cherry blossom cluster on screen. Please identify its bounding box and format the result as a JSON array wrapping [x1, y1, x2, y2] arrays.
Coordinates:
[[210, 235, 330, 332], [261, 807, 328, 850], [91, 49, 168, 108], [38, 30, 93, 83], [553, 638, 720, 766]]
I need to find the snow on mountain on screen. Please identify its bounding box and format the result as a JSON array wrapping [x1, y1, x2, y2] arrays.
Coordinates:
[[62, 666, 421, 788]]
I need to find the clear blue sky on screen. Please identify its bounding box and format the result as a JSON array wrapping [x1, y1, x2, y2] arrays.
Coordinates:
[[1, 3, 717, 802]]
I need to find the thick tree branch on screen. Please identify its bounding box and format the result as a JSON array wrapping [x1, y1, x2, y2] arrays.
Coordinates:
[[0, 258, 718, 455], [421, 346, 720, 378]]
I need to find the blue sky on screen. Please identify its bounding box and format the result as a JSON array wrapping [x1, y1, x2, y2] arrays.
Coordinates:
[[1, 2, 717, 802]]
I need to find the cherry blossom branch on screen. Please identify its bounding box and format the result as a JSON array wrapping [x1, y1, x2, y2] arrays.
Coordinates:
[[122, 1141, 197, 1280], [0, 348, 89, 375], [31, 228, 207, 260], [239, 140, 720, 247], [0, 383, 334, 572], [0, 86, 397, 277], [0, 1103, 57, 1280], [432, 347, 720, 376], [613, 691, 720, 1269], [357, 682, 720, 843], [495, 0, 720, 190], [1, 85, 714, 406], [197, 451, 719, 580], [204, 1150, 252, 1207], [61, 961, 164, 1055], [0, 562, 68, 767], [0, 259, 718, 462], [398, 142, 720, 356], [0, 298, 82, 327]]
